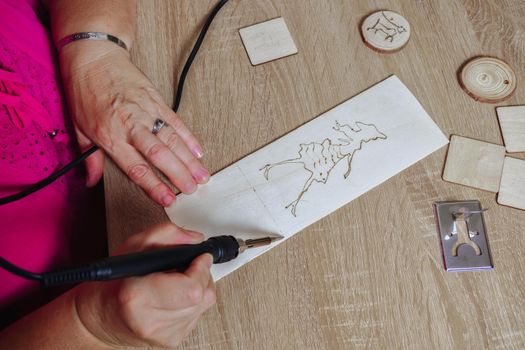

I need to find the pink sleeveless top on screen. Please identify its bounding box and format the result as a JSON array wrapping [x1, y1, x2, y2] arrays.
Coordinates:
[[0, 0, 105, 327]]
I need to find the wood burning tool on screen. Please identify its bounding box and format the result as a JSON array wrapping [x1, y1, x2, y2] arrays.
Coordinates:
[[0, 235, 283, 287]]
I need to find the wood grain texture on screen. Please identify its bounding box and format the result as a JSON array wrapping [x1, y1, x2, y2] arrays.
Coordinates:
[[497, 105, 525, 152], [239, 17, 298, 66], [442, 135, 506, 192], [497, 157, 525, 210], [104, 1, 525, 349], [459, 56, 517, 103]]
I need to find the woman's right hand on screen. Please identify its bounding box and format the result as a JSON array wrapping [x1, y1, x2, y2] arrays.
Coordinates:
[[74, 222, 216, 348]]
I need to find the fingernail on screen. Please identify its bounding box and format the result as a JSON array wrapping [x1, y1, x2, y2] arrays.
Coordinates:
[[161, 194, 175, 207], [196, 168, 210, 183], [193, 146, 204, 159], [185, 182, 197, 193]]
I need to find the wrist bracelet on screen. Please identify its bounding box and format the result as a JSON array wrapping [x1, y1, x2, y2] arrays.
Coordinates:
[[56, 32, 128, 51]]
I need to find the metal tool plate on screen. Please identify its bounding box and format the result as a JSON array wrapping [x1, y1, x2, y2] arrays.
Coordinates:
[[434, 200, 493, 271]]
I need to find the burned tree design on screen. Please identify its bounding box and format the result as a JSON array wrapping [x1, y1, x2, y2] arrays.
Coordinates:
[[260, 121, 387, 216], [366, 11, 407, 42]]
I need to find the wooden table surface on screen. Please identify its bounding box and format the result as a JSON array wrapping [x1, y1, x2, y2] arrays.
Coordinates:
[[104, 1, 525, 349]]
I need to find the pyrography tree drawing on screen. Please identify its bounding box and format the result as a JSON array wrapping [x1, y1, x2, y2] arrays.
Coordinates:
[[260, 121, 387, 216], [367, 11, 407, 42]]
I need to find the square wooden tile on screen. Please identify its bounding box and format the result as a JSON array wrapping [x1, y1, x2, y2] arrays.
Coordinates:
[[443, 135, 506, 192], [239, 17, 298, 66], [497, 105, 525, 152], [497, 157, 525, 210]]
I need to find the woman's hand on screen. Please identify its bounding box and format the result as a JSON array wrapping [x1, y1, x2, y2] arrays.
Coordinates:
[[59, 42, 210, 207], [75, 222, 216, 348]]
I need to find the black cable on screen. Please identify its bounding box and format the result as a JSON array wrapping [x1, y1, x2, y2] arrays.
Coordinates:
[[0, 0, 229, 206], [0, 257, 43, 282], [0, 0, 230, 282], [174, 0, 230, 112], [0, 145, 99, 205]]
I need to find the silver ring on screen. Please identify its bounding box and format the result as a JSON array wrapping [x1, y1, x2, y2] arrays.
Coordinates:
[[152, 119, 167, 135]]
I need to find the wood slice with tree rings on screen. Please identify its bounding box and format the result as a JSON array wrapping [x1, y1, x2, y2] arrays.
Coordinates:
[[361, 10, 411, 53], [459, 57, 517, 103]]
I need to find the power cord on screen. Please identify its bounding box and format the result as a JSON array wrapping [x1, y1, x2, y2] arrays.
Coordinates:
[[0, 0, 230, 282], [0, 0, 230, 206]]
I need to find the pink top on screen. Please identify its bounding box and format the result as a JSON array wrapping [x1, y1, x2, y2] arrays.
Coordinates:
[[0, 0, 102, 326]]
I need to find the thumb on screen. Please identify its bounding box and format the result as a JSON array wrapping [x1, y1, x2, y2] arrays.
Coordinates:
[[75, 129, 104, 187]]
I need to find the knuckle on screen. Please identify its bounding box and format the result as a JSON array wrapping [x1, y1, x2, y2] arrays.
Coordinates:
[[185, 283, 204, 305], [146, 143, 167, 162], [164, 132, 180, 150], [117, 284, 158, 342], [133, 322, 158, 342], [93, 125, 112, 147], [127, 163, 151, 183], [170, 116, 184, 131], [204, 289, 217, 307], [117, 283, 142, 314]]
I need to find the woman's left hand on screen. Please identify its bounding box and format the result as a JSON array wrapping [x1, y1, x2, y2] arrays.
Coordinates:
[[59, 42, 209, 207]]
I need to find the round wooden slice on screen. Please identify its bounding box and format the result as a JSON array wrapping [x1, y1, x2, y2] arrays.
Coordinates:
[[459, 57, 517, 103], [361, 10, 410, 53]]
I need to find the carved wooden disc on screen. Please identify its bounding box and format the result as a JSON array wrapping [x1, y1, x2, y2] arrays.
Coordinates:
[[459, 57, 517, 103], [361, 10, 411, 53]]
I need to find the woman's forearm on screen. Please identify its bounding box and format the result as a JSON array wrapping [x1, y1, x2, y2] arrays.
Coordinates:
[[45, 0, 136, 49], [0, 288, 110, 349], [45, 0, 137, 75]]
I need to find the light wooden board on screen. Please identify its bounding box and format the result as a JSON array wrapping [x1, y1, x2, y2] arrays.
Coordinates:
[[105, 1, 525, 349], [497, 105, 525, 152], [361, 10, 410, 53], [443, 135, 506, 192], [497, 157, 525, 210], [166, 75, 448, 280], [239, 17, 298, 66]]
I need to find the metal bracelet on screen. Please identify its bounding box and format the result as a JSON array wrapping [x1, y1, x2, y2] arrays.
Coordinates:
[[56, 32, 128, 51]]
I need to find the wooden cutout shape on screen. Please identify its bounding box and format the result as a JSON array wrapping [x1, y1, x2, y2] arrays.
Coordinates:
[[166, 76, 448, 281], [497, 106, 525, 153], [459, 57, 517, 103], [497, 157, 525, 211], [239, 17, 298, 66], [361, 10, 410, 53], [443, 135, 506, 192]]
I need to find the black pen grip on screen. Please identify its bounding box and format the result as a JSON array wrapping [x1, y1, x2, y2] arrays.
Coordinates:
[[41, 235, 239, 286], [98, 235, 240, 279]]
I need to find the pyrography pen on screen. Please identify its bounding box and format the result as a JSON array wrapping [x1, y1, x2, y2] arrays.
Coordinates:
[[0, 235, 283, 287]]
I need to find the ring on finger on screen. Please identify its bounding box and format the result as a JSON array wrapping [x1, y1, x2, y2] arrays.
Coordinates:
[[152, 118, 168, 135]]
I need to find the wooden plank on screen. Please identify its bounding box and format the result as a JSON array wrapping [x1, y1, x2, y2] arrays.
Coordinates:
[[497, 105, 525, 153], [239, 17, 298, 66], [443, 135, 506, 192], [498, 157, 525, 210]]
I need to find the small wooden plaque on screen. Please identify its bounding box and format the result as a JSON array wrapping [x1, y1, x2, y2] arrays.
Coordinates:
[[497, 157, 525, 211], [443, 135, 506, 192], [361, 10, 411, 53], [459, 57, 517, 103], [239, 17, 298, 66], [497, 105, 525, 153]]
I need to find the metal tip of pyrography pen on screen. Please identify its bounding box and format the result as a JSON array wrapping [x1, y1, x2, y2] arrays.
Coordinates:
[[237, 234, 284, 253], [270, 235, 284, 243]]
